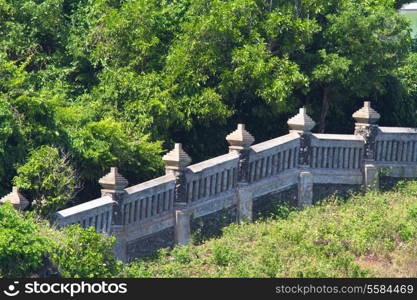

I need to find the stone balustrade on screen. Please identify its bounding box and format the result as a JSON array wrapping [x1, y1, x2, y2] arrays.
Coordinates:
[[3, 101, 417, 261]]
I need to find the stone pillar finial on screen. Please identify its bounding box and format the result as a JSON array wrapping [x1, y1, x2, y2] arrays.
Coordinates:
[[287, 107, 316, 133], [162, 143, 192, 174], [226, 123, 255, 152], [99, 167, 128, 196], [0, 186, 29, 211], [352, 101, 380, 125], [352, 101, 380, 161]]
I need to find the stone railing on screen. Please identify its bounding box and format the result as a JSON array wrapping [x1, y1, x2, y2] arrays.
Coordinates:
[[122, 174, 176, 228], [310, 134, 364, 170], [55, 195, 115, 234], [248, 133, 300, 183], [185, 152, 239, 204], [375, 127, 417, 163], [2, 101, 416, 261]]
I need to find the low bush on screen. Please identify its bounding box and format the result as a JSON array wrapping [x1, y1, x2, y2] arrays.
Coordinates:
[[0, 202, 52, 277]]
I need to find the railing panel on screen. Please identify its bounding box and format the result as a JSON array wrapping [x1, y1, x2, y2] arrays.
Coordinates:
[[248, 133, 300, 183], [123, 174, 176, 227], [55, 195, 114, 233], [375, 127, 417, 163], [310, 134, 364, 170], [186, 152, 239, 204]]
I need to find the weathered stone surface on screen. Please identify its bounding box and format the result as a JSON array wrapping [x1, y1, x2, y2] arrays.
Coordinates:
[[190, 205, 237, 243], [226, 124, 255, 152], [298, 171, 313, 206], [99, 167, 128, 196], [364, 164, 379, 190], [0, 186, 29, 211], [237, 148, 250, 183], [237, 183, 252, 221], [126, 227, 175, 259], [312, 184, 362, 203], [252, 185, 298, 219], [355, 124, 378, 160], [112, 225, 127, 261], [299, 133, 312, 166], [352, 101, 380, 125], [162, 143, 191, 173], [175, 209, 191, 245], [287, 107, 316, 133]]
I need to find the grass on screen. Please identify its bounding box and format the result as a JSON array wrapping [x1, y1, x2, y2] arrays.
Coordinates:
[[122, 180, 417, 278]]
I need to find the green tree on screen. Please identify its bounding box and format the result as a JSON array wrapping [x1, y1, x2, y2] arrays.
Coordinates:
[[13, 146, 79, 219], [294, 1, 411, 132]]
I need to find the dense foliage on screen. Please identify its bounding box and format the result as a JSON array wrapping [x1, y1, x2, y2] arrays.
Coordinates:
[[13, 146, 78, 219], [0, 0, 416, 213], [0, 202, 51, 277], [50, 225, 122, 278], [123, 181, 417, 278], [0, 202, 120, 278]]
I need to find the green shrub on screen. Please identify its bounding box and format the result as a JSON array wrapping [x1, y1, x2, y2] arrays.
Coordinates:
[[171, 246, 192, 264], [50, 225, 121, 278], [211, 242, 237, 267], [0, 202, 52, 277]]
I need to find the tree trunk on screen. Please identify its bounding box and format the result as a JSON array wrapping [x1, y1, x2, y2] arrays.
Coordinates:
[[319, 85, 330, 133], [305, 94, 311, 107]]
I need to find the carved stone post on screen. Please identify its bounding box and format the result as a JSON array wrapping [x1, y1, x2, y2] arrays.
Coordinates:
[[288, 107, 316, 206], [226, 124, 255, 222], [0, 186, 30, 211], [99, 167, 129, 261], [162, 143, 192, 245], [352, 101, 381, 190], [298, 171, 313, 206]]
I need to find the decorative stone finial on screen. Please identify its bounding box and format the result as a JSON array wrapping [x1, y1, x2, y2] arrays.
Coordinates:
[[226, 124, 255, 152], [287, 107, 316, 133], [0, 186, 29, 211], [352, 101, 380, 125], [99, 167, 128, 195], [162, 143, 192, 173]]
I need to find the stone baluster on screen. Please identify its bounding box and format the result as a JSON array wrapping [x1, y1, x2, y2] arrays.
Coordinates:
[[287, 107, 316, 206], [352, 101, 381, 190], [162, 143, 192, 245], [226, 124, 255, 221]]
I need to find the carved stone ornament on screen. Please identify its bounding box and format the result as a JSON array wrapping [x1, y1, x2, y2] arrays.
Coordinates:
[[226, 124, 255, 151], [0, 186, 29, 211], [299, 133, 312, 166], [287, 107, 316, 133], [162, 143, 192, 171]]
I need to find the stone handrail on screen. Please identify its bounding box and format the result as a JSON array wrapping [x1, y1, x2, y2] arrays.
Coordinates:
[[310, 134, 364, 169], [54, 195, 114, 233], [248, 133, 300, 183], [375, 127, 417, 163], [185, 152, 239, 204], [122, 174, 176, 228]]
